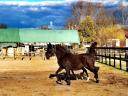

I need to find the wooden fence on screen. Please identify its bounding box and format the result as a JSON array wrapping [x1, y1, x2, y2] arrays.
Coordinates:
[[96, 47, 128, 72]]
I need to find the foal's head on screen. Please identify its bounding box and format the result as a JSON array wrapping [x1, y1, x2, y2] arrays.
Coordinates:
[[45, 44, 55, 59], [45, 44, 68, 59]]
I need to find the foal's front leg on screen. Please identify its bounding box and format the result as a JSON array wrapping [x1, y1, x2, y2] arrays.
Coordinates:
[[55, 67, 63, 84], [49, 67, 63, 84], [49, 67, 63, 78], [55, 67, 63, 74]]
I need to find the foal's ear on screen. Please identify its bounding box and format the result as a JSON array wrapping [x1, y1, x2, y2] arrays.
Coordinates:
[[93, 42, 97, 46], [91, 42, 97, 48]]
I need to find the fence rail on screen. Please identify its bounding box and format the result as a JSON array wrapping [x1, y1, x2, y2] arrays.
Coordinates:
[[96, 47, 128, 72]]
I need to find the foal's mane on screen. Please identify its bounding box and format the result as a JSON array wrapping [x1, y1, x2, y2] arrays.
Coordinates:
[[56, 45, 71, 54], [54, 45, 71, 59]]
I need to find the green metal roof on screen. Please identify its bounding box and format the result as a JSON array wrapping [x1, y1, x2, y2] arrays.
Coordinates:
[[0, 29, 20, 42], [0, 29, 80, 43]]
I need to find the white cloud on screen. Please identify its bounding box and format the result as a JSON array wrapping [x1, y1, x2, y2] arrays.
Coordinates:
[[40, 6, 49, 10], [1, 0, 126, 6], [0, 0, 75, 6], [28, 6, 51, 11], [0, 0, 127, 6], [122, 0, 128, 6], [80, 0, 117, 4], [65, 0, 78, 3], [29, 7, 38, 11], [76, 0, 128, 6]]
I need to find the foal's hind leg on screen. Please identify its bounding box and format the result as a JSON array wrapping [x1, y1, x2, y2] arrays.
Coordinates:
[[81, 67, 90, 81], [65, 68, 71, 85], [90, 67, 99, 83], [94, 67, 99, 83], [71, 70, 77, 79]]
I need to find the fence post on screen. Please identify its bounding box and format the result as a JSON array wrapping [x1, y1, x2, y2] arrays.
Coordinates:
[[99, 49, 102, 63], [105, 48, 107, 64], [109, 49, 111, 66], [102, 49, 103, 63], [126, 49, 128, 72], [119, 54, 122, 70], [113, 48, 115, 67]]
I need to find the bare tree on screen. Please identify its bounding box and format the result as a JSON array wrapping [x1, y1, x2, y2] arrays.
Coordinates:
[[71, 1, 98, 23], [66, 1, 99, 29], [95, 7, 116, 27], [66, 0, 118, 46], [120, 6, 128, 25], [71, 1, 83, 24]]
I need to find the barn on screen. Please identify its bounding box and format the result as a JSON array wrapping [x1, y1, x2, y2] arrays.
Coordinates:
[[0, 29, 79, 43], [0, 29, 80, 59]]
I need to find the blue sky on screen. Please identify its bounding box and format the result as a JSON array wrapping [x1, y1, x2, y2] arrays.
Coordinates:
[[0, 0, 127, 29], [0, 0, 75, 29], [0, 0, 65, 2]]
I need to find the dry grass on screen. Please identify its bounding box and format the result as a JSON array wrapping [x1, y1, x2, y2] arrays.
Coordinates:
[[0, 56, 127, 96]]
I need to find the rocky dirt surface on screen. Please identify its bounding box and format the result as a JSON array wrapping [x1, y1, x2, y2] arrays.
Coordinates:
[[0, 56, 128, 96]]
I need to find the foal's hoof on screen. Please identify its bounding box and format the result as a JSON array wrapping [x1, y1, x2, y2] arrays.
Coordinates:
[[96, 80, 99, 83], [95, 67, 100, 72], [49, 74, 55, 78], [66, 81, 71, 85], [56, 81, 62, 85], [49, 74, 52, 78], [86, 77, 90, 81]]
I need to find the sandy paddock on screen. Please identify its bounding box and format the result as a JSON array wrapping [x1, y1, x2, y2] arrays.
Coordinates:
[[0, 56, 128, 96]]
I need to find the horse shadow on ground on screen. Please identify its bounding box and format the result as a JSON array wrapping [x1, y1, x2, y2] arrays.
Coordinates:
[[49, 72, 95, 85]]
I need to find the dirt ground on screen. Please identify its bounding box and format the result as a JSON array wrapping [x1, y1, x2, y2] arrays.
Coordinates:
[[0, 56, 128, 96]]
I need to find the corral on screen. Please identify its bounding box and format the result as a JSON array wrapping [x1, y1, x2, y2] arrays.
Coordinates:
[[0, 29, 128, 96], [0, 56, 128, 96]]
